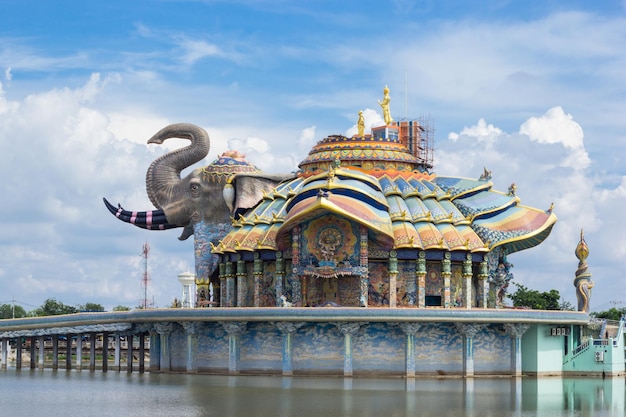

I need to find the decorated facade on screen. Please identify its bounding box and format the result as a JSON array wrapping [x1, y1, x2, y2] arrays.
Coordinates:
[[208, 88, 557, 310]]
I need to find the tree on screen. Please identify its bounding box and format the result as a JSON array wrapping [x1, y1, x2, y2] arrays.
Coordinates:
[[77, 302, 105, 312], [592, 307, 625, 321], [33, 298, 78, 316], [508, 283, 561, 310], [0, 303, 27, 319], [112, 305, 131, 312]]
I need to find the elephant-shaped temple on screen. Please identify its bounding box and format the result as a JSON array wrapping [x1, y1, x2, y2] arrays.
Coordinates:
[[105, 95, 557, 310]]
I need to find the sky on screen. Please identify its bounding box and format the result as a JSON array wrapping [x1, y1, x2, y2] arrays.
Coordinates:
[[1, 0, 625, 312]]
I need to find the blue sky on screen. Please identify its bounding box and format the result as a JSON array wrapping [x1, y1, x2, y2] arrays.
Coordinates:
[[1, 0, 625, 311]]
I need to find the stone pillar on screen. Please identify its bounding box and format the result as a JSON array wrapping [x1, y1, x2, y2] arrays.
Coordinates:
[[89, 333, 96, 372], [218, 262, 226, 307], [102, 332, 109, 372], [1, 339, 7, 370], [38, 335, 45, 370], [126, 334, 134, 373], [29, 337, 36, 369], [442, 252, 451, 308], [16, 339, 22, 369], [416, 252, 426, 308], [114, 334, 122, 372], [359, 226, 369, 307], [75, 335, 83, 370], [400, 323, 422, 377], [149, 330, 160, 372], [221, 322, 247, 375], [253, 253, 263, 307], [462, 254, 473, 309], [236, 256, 247, 307], [504, 323, 530, 377], [138, 334, 145, 373], [51, 335, 58, 370], [181, 322, 202, 373], [275, 322, 304, 376], [477, 256, 489, 308], [154, 322, 174, 373], [335, 322, 362, 377], [64, 335, 71, 370], [275, 251, 284, 305], [454, 323, 484, 377], [388, 251, 398, 308], [225, 261, 235, 307]]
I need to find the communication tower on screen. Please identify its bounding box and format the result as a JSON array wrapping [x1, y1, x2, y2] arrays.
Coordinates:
[[140, 242, 153, 309]]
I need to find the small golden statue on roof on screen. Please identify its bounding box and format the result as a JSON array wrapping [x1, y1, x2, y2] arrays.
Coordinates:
[[357, 110, 365, 138], [378, 85, 393, 125]]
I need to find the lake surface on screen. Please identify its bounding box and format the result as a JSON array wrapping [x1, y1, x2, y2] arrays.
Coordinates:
[[0, 370, 624, 417]]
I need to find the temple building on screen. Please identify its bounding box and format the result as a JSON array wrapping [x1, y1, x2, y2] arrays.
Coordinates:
[[208, 90, 557, 310]]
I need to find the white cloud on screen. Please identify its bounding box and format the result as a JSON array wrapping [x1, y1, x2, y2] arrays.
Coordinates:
[[4, 66, 11, 81]]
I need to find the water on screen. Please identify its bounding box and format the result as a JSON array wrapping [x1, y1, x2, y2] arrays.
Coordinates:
[[0, 370, 624, 417]]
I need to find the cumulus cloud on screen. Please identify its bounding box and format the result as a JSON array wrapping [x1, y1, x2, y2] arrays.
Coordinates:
[[519, 106, 590, 169], [4, 67, 11, 81]]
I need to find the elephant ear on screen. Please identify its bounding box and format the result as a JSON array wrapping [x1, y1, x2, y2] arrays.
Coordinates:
[[223, 173, 294, 214]]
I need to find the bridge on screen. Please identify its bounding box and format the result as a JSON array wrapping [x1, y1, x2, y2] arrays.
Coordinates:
[[1, 307, 604, 377]]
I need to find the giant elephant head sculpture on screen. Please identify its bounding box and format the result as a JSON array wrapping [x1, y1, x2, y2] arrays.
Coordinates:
[[104, 123, 293, 287]]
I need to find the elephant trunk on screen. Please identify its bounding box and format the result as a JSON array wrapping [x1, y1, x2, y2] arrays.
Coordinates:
[[103, 198, 178, 230], [145, 123, 210, 209]]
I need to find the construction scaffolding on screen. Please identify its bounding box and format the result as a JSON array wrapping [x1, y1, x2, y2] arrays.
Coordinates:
[[395, 114, 435, 171]]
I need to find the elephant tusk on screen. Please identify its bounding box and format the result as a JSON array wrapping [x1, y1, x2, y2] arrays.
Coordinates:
[[102, 197, 178, 231]]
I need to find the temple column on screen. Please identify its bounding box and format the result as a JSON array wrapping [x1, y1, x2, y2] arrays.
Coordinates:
[[1, 339, 7, 370], [154, 322, 173, 373], [38, 335, 45, 370], [225, 261, 235, 307], [181, 322, 202, 373], [477, 256, 489, 308], [101, 332, 109, 372], [359, 226, 369, 307], [114, 334, 122, 371], [455, 323, 485, 377], [149, 330, 160, 372], [400, 323, 422, 378], [504, 323, 530, 376], [275, 322, 305, 376], [221, 322, 247, 375], [236, 256, 247, 307], [126, 334, 133, 373], [416, 252, 426, 308], [253, 253, 263, 307], [335, 322, 362, 377], [462, 254, 473, 309], [218, 262, 226, 307], [291, 228, 302, 307], [275, 251, 284, 305], [442, 252, 451, 308], [75, 335, 83, 371], [388, 251, 398, 308], [89, 333, 97, 371]]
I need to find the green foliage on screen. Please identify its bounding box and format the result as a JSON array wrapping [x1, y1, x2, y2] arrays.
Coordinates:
[[33, 298, 78, 316], [0, 303, 27, 319], [112, 305, 131, 311], [508, 283, 561, 310], [592, 307, 625, 321], [77, 302, 105, 312]]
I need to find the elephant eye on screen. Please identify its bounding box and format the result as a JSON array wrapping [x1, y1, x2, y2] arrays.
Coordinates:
[[190, 181, 201, 196]]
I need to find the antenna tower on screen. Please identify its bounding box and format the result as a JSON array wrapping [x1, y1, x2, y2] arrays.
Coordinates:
[[140, 242, 152, 309]]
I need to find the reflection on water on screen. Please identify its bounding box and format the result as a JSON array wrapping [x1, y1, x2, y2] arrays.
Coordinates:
[[0, 370, 623, 417]]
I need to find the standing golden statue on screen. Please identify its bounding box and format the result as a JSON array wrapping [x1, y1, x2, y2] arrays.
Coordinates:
[[357, 110, 365, 138], [378, 85, 393, 125]]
